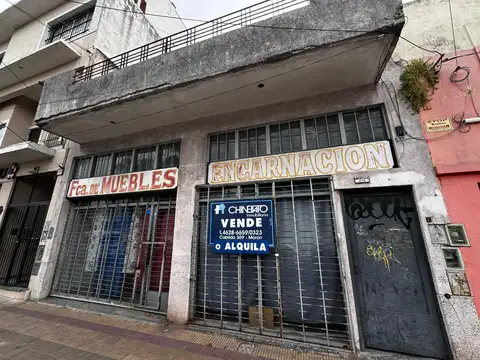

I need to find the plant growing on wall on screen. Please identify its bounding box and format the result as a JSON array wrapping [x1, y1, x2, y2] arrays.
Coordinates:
[[400, 59, 439, 113]]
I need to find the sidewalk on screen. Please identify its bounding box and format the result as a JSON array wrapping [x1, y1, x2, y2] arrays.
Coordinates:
[[0, 298, 345, 360]]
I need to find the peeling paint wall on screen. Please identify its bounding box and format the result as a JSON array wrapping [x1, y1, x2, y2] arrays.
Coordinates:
[[94, 0, 162, 59], [394, 0, 480, 61]]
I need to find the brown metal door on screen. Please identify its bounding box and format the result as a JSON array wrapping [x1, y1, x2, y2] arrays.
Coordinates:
[[344, 189, 448, 359]]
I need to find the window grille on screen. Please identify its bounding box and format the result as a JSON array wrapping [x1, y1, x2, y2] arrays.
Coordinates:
[[208, 106, 389, 161], [46, 8, 94, 44]]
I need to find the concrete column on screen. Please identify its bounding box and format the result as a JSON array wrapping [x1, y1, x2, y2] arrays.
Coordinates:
[[29, 144, 80, 300], [167, 132, 206, 324], [0, 180, 14, 228]]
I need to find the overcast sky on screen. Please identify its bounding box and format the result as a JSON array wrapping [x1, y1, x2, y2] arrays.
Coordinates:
[[0, 0, 260, 23]]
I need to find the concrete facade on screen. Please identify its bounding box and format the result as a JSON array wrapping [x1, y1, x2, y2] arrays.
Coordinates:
[[0, 0, 184, 301], [29, 0, 480, 358], [395, 0, 480, 61]]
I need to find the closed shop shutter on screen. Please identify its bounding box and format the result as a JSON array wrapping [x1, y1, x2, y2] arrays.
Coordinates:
[[52, 195, 175, 313], [192, 179, 351, 348]]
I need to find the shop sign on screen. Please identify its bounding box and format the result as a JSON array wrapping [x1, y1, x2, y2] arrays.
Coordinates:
[[208, 141, 394, 184], [425, 118, 453, 132], [209, 199, 275, 254], [67, 168, 178, 198]]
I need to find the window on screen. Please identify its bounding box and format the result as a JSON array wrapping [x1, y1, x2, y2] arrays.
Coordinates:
[[28, 128, 42, 143], [42, 132, 65, 148], [71, 142, 181, 179], [46, 7, 94, 44], [208, 106, 389, 161]]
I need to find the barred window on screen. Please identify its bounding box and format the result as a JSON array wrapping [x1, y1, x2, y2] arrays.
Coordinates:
[[92, 154, 111, 177], [134, 146, 156, 172], [71, 142, 181, 179], [72, 158, 91, 179], [46, 8, 94, 44], [208, 106, 389, 161]]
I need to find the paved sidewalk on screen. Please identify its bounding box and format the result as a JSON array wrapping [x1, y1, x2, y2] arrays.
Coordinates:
[[0, 299, 344, 360]]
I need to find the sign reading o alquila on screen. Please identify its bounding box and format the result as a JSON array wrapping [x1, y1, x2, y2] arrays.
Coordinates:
[[208, 141, 394, 184]]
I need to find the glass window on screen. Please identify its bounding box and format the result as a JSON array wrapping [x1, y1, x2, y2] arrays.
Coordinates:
[[92, 154, 111, 177], [208, 105, 390, 161], [158, 142, 180, 168], [72, 158, 91, 179], [134, 146, 156, 172], [113, 150, 133, 175]]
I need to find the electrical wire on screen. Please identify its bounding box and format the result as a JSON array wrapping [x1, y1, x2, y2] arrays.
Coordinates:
[[0, 120, 65, 169], [1, 61, 41, 100], [59, 37, 382, 138], [447, 0, 458, 67]]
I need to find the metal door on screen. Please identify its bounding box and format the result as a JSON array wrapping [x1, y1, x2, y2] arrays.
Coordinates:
[[192, 179, 351, 348], [0, 203, 49, 287], [52, 196, 175, 313], [344, 190, 448, 359]]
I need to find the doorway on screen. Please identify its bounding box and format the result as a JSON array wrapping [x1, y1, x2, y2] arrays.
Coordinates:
[[343, 189, 448, 359], [0, 174, 56, 287]]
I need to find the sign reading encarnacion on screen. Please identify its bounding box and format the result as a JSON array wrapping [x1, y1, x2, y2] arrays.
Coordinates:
[[209, 200, 275, 255], [208, 141, 394, 185], [67, 168, 178, 198]]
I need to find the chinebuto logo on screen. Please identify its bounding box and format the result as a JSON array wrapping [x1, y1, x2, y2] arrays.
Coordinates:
[[214, 203, 226, 215], [228, 205, 269, 214]]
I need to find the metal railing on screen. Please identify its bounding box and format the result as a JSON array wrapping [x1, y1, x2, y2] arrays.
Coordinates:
[[41, 131, 65, 148], [73, 0, 310, 83], [46, 8, 94, 45]]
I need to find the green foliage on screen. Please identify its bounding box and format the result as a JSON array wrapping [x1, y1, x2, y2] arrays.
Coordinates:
[[400, 59, 439, 113]]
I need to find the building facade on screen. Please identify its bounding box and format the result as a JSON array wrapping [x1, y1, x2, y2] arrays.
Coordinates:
[[0, 0, 183, 293], [32, 0, 480, 358], [416, 49, 480, 316]]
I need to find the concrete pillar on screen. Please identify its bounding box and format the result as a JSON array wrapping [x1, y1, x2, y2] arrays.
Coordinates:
[[167, 132, 206, 324], [0, 180, 14, 227], [29, 144, 80, 300]]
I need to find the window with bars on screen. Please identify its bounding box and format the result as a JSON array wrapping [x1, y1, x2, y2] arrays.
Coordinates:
[[208, 106, 390, 161], [46, 7, 94, 44], [72, 142, 181, 179]]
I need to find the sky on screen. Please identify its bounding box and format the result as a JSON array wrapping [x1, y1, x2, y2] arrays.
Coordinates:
[[0, 0, 260, 22]]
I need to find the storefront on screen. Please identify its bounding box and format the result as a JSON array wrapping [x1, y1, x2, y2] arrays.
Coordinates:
[[188, 107, 449, 358], [51, 142, 180, 313]]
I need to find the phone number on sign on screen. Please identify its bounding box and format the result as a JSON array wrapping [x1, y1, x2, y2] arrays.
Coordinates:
[[219, 230, 263, 236]]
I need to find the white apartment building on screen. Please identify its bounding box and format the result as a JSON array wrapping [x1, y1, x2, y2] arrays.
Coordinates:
[[0, 0, 183, 292]]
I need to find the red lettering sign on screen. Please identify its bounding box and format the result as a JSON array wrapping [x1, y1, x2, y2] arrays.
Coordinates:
[[67, 168, 178, 198]]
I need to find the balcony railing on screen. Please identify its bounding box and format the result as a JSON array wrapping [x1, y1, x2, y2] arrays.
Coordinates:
[[73, 0, 310, 83]]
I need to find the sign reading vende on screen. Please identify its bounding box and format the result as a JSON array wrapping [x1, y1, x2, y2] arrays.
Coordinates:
[[209, 199, 275, 255], [67, 168, 178, 198], [208, 141, 394, 185]]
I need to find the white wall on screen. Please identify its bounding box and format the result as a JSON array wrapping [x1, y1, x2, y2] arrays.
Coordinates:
[[94, 0, 162, 59], [395, 0, 480, 61], [1, 1, 98, 65], [143, 0, 186, 37]]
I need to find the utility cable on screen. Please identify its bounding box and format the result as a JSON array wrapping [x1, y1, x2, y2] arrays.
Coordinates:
[[447, 0, 459, 67], [1, 61, 41, 100], [0, 121, 65, 169]]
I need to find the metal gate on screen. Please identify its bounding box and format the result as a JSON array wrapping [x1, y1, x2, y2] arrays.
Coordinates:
[[191, 179, 351, 348], [52, 195, 175, 313], [0, 203, 49, 287]]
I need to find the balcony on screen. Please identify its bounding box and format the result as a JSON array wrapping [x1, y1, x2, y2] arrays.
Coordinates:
[[36, 0, 404, 144], [0, 40, 81, 90], [0, 142, 55, 168]]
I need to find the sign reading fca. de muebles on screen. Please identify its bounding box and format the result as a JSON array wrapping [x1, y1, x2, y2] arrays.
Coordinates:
[[209, 200, 275, 255]]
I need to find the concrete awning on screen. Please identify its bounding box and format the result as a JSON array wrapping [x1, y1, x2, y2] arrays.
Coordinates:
[[0, 40, 81, 89], [0, 142, 55, 167]]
